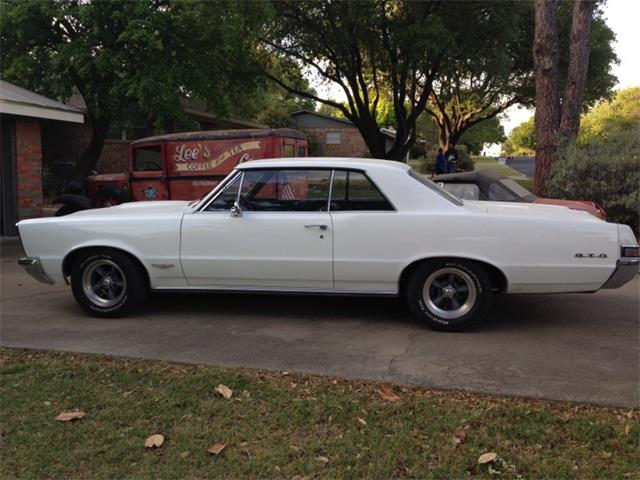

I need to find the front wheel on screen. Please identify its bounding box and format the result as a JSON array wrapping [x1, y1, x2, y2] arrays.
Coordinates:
[[406, 259, 492, 332], [71, 249, 148, 317]]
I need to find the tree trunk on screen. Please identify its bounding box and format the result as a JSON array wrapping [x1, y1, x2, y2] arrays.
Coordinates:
[[533, 0, 560, 195], [559, 0, 595, 140], [72, 117, 110, 182]]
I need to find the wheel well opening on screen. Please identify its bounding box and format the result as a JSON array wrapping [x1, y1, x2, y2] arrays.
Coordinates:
[[399, 257, 508, 295], [62, 247, 151, 287]]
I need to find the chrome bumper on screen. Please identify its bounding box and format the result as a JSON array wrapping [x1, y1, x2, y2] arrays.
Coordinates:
[[18, 257, 55, 285], [601, 258, 639, 289]]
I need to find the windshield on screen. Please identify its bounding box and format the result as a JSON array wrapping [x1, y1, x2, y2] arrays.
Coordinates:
[[408, 170, 463, 206]]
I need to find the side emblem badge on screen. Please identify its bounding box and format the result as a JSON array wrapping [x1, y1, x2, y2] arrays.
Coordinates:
[[575, 253, 608, 258]]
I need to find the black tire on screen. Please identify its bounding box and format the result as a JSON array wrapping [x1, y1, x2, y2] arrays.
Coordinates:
[[71, 249, 148, 318], [406, 259, 492, 332], [55, 204, 82, 216], [93, 187, 130, 208]]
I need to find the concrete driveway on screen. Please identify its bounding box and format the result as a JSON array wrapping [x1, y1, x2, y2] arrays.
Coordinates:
[[1, 238, 638, 407]]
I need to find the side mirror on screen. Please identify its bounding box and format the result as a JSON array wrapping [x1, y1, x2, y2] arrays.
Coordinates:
[[230, 201, 243, 217], [437, 182, 445, 189]]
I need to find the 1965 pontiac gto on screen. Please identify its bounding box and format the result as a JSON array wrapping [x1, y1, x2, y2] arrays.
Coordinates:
[[17, 158, 639, 331]]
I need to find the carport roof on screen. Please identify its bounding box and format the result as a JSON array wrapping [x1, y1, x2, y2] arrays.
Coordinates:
[[0, 80, 84, 123]]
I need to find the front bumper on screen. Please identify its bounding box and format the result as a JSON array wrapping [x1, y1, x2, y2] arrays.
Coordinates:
[[18, 257, 55, 285], [601, 258, 639, 289]]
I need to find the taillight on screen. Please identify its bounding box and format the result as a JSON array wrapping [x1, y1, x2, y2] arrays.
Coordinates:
[[621, 245, 640, 258]]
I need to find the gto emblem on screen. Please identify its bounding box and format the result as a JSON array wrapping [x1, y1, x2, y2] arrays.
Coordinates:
[[575, 253, 608, 258]]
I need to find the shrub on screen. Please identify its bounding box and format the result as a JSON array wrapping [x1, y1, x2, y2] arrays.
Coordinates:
[[545, 130, 640, 234]]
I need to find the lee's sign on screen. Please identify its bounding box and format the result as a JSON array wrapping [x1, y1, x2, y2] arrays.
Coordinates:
[[173, 141, 261, 171]]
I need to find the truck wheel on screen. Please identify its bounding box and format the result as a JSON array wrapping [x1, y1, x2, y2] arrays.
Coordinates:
[[55, 204, 83, 216], [406, 259, 492, 332], [93, 187, 130, 208], [71, 249, 148, 318]]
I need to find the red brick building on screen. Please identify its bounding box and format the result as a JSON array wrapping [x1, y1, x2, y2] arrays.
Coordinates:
[[290, 110, 407, 160], [1, 80, 84, 235]]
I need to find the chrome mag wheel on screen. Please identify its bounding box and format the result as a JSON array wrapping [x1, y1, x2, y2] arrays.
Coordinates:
[[422, 267, 477, 319], [81, 259, 127, 307]]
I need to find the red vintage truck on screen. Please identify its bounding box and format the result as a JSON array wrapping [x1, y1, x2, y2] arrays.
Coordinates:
[[55, 128, 308, 215]]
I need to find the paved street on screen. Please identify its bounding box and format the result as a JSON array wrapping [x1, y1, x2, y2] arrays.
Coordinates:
[[504, 157, 536, 178], [1, 237, 638, 407]]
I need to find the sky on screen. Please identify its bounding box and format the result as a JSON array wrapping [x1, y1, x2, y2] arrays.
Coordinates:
[[311, 0, 640, 155]]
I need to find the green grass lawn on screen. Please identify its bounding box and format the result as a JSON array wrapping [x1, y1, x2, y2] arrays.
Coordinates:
[[1, 348, 637, 479], [472, 156, 525, 178]]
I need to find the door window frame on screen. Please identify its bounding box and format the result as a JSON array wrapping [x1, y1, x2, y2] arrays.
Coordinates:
[[197, 167, 396, 213]]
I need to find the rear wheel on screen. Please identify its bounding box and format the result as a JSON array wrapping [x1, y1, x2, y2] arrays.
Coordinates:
[[406, 259, 492, 332], [71, 249, 148, 317]]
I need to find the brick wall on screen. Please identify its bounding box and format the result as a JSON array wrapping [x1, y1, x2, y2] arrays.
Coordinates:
[[301, 127, 368, 157], [42, 120, 131, 176], [15, 117, 43, 219]]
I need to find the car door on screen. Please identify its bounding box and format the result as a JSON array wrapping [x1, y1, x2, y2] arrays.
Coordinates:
[[180, 168, 334, 289], [329, 170, 399, 293]]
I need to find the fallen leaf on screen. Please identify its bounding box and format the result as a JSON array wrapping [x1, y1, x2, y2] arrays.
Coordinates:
[[316, 455, 329, 464], [207, 442, 226, 455], [601, 451, 612, 459], [215, 384, 233, 399], [55, 411, 86, 422], [377, 386, 401, 402], [453, 428, 466, 445], [358, 418, 367, 426], [144, 434, 165, 448], [180, 451, 190, 459], [478, 452, 498, 464]]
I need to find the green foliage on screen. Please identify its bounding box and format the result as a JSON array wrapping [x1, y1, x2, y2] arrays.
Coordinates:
[[501, 117, 536, 156], [459, 117, 506, 155], [1, 0, 269, 178], [427, 0, 617, 151], [503, 86, 640, 157], [545, 129, 640, 233], [265, 0, 453, 160], [578, 87, 640, 146]]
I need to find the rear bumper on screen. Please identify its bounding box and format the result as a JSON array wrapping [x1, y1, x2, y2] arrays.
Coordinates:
[[601, 258, 639, 289], [18, 257, 55, 285]]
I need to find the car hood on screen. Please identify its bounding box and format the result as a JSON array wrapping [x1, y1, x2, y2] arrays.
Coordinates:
[[464, 200, 603, 223], [66, 201, 193, 218]]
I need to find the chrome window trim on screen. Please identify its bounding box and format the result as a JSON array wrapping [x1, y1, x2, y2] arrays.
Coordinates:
[[197, 170, 243, 212], [196, 166, 397, 214], [328, 169, 397, 213]]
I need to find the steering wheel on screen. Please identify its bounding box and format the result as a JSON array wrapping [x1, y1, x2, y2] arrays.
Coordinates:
[[238, 194, 253, 211]]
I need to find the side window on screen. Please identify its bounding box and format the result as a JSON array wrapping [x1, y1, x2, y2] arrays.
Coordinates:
[[330, 171, 393, 211], [240, 169, 331, 212], [133, 146, 163, 171], [205, 174, 242, 211]]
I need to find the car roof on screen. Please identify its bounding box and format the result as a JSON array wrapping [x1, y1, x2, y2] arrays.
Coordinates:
[[131, 128, 306, 145], [237, 157, 412, 172]]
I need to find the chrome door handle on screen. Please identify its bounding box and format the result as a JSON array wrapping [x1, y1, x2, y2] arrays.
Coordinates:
[[304, 224, 328, 230]]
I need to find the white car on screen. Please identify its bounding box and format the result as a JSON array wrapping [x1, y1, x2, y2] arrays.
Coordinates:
[[17, 158, 639, 331]]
